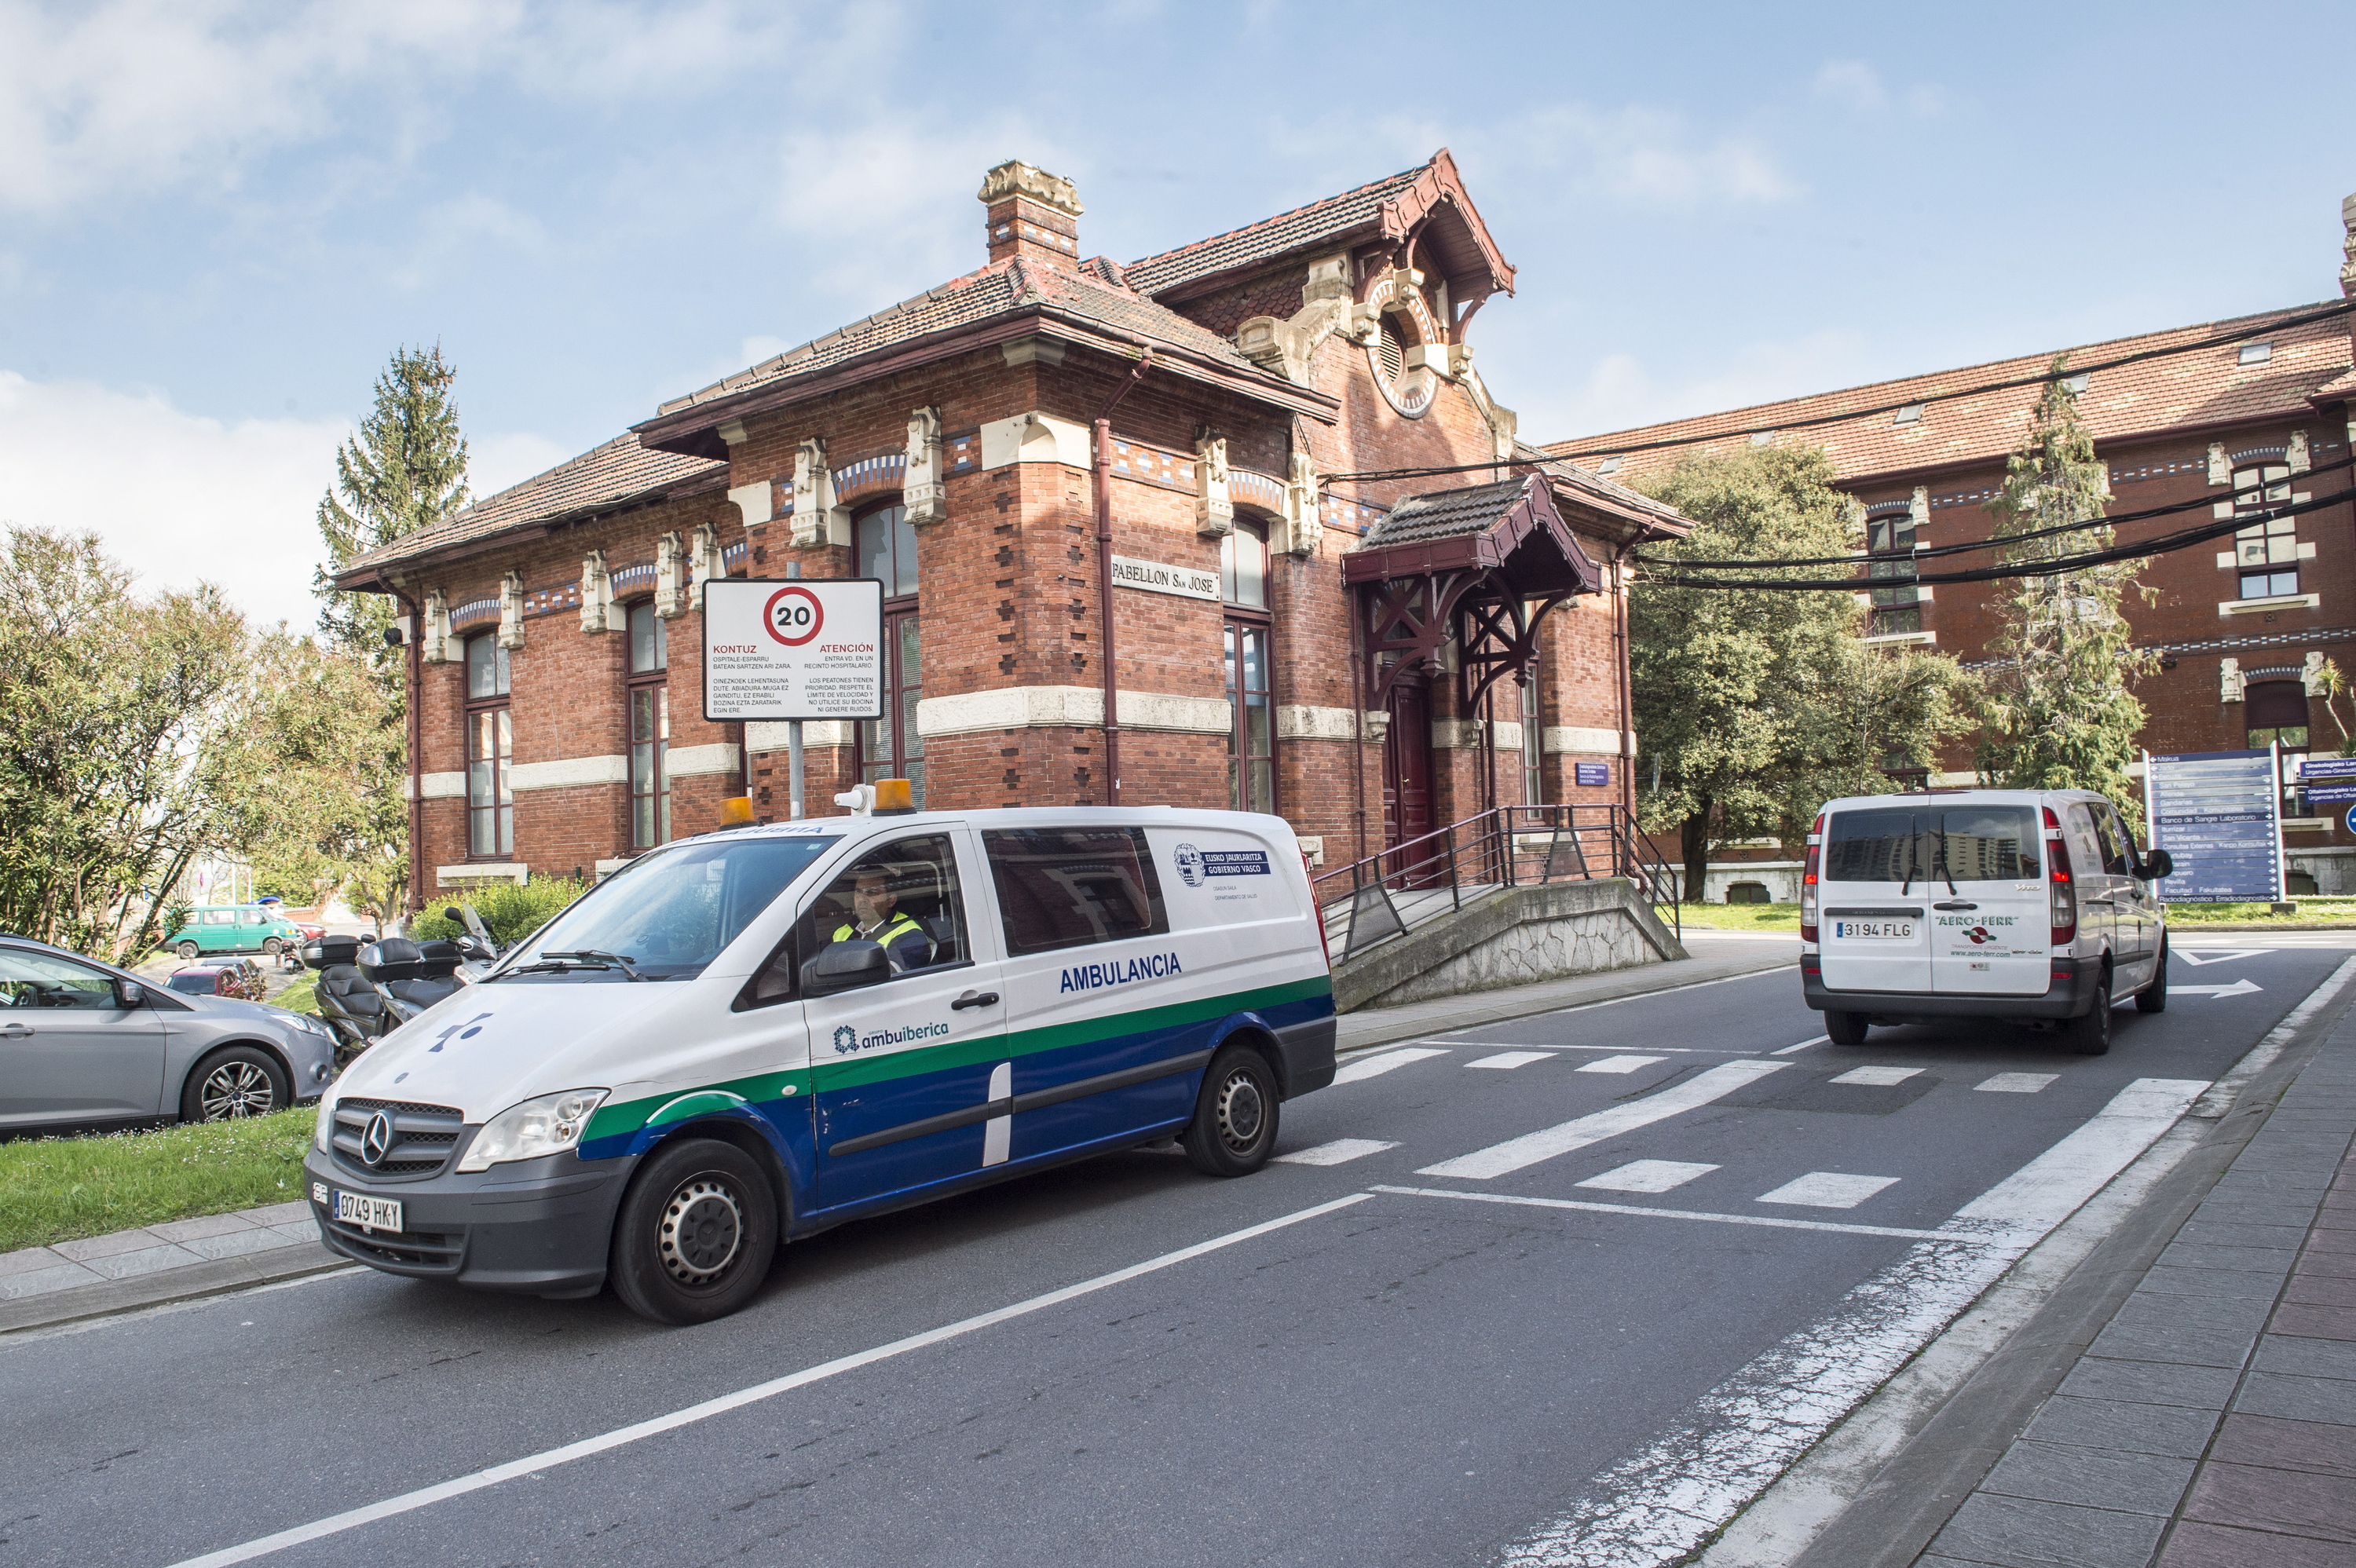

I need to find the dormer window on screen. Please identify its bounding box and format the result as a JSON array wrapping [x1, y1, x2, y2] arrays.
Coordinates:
[[2239, 341, 2273, 366]]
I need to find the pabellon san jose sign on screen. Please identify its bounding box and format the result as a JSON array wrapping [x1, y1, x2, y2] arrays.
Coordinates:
[[701, 579, 884, 721]]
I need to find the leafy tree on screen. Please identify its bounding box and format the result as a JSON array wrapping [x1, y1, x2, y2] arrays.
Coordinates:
[[1975, 360, 2155, 817], [1632, 446, 1977, 901]]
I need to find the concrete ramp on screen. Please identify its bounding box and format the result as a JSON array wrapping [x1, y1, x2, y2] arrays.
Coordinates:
[[1330, 876, 1685, 1014]]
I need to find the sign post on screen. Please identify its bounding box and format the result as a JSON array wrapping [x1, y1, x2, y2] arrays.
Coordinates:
[[2146, 747, 2285, 902], [703, 578, 885, 822]]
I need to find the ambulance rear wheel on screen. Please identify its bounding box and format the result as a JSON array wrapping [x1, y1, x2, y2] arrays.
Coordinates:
[[1824, 1011, 1870, 1047], [1184, 1046, 1280, 1178], [609, 1138, 777, 1325]]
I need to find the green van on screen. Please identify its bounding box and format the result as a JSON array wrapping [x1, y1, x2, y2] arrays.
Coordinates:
[[164, 905, 304, 960]]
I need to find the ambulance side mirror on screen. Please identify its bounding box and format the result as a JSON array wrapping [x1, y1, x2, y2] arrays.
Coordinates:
[[803, 940, 889, 997], [2142, 849, 2174, 879]]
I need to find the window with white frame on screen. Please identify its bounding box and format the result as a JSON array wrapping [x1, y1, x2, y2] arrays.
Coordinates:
[[2233, 463, 2298, 599]]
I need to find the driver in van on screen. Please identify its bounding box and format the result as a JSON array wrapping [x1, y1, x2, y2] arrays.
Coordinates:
[[830, 868, 934, 973]]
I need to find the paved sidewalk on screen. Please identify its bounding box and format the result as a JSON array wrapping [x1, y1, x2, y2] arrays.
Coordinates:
[[1919, 1006, 2356, 1566], [0, 1202, 340, 1334]]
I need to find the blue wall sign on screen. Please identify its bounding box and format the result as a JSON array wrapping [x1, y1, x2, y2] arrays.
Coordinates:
[[2148, 748, 2282, 903], [1575, 762, 1611, 788], [2301, 755, 2356, 804]]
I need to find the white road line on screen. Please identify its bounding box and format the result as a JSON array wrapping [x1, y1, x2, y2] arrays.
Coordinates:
[[2176, 979, 2262, 998], [1828, 1065, 1921, 1087], [1416, 1060, 1787, 1180], [1578, 1160, 1718, 1194], [1331, 1047, 1447, 1084], [1412, 1040, 1710, 1054], [2174, 948, 2266, 966], [1368, 1186, 1970, 1243], [162, 1193, 1374, 1568], [1576, 1054, 1668, 1075], [1416, 961, 1795, 1044], [1974, 1072, 2058, 1094], [1771, 1035, 1830, 1055], [1468, 1051, 1556, 1070], [1496, 1074, 2210, 1568], [1274, 1139, 1398, 1166], [1756, 1172, 1900, 1209]]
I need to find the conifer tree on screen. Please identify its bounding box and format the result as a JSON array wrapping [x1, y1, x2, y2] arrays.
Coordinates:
[[1975, 360, 2154, 814]]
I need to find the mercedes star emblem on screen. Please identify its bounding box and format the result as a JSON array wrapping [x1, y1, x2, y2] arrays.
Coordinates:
[[360, 1109, 395, 1167]]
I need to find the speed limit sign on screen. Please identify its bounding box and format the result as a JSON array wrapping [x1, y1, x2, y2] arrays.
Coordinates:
[[701, 578, 884, 720]]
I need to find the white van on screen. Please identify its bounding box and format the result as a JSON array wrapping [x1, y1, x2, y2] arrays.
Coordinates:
[[302, 807, 1336, 1324], [1800, 789, 2174, 1054]]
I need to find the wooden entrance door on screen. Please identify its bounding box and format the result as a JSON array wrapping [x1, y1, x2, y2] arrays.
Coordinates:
[[1384, 677, 1436, 876]]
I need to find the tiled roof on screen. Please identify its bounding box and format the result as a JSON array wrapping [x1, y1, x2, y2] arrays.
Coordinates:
[[656, 255, 1261, 418], [1511, 441, 1689, 533], [1546, 302, 2356, 485], [1123, 163, 1430, 298], [1360, 477, 1528, 547], [338, 433, 724, 577]]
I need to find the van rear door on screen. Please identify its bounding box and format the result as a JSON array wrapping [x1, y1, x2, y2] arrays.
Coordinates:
[[1922, 802, 2050, 996], [1818, 806, 1932, 994]]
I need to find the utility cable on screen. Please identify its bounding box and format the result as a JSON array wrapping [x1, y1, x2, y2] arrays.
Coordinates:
[[1637, 456, 2356, 572], [1636, 484, 2356, 590]]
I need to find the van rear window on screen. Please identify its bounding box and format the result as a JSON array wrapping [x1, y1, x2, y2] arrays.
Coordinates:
[[982, 828, 1170, 956], [1824, 805, 2040, 883]]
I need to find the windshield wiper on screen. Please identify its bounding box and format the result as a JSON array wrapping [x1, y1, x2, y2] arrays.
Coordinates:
[[1931, 813, 1959, 895], [513, 949, 644, 981]]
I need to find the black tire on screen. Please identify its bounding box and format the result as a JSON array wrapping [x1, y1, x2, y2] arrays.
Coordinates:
[[2065, 968, 2114, 1055], [181, 1046, 290, 1122], [609, 1138, 778, 1326], [1824, 1011, 1870, 1047], [176, 941, 199, 961], [262, 938, 283, 957], [1183, 1045, 1281, 1177], [2137, 937, 2169, 1014]]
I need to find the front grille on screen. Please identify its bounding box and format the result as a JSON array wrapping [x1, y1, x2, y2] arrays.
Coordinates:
[[324, 1218, 464, 1273], [332, 1097, 466, 1181]]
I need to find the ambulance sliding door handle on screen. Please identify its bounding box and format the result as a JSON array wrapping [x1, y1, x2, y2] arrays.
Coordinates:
[[950, 990, 1001, 1011], [0, 1022, 30, 1039]]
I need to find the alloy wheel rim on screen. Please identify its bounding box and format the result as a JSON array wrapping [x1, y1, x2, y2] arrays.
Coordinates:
[[200, 1062, 273, 1120], [659, 1178, 744, 1285], [1214, 1069, 1265, 1154]]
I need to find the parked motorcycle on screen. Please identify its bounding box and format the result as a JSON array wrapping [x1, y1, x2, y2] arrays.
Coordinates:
[[357, 909, 503, 1025], [302, 934, 385, 1065]]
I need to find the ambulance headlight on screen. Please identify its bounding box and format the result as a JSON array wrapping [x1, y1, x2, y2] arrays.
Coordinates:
[[455, 1089, 610, 1171], [314, 1093, 335, 1152]]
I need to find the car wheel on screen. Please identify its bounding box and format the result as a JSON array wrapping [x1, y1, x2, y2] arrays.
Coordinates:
[[181, 1047, 290, 1122], [1183, 1045, 1281, 1177], [2065, 970, 2114, 1055], [609, 1138, 778, 1326], [1824, 1011, 1870, 1047], [262, 938, 282, 957], [2137, 938, 2168, 1014], [176, 941, 199, 961]]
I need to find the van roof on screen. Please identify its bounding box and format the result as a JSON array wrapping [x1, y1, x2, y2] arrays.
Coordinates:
[[1820, 788, 2112, 813], [686, 805, 1301, 850]]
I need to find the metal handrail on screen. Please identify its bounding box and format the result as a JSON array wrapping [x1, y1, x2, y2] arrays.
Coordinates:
[[1312, 804, 1681, 961]]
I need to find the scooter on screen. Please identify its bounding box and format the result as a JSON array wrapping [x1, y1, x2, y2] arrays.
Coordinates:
[[356, 908, 503, 1027], [301, 934, 386, 1066]]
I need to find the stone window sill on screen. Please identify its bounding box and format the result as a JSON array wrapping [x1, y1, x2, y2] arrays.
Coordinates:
[[2219, 593, 2320, 616], [1861, 630, 1938, 646]]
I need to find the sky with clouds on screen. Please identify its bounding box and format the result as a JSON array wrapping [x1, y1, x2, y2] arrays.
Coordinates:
[[1, 0, 2347, 629]]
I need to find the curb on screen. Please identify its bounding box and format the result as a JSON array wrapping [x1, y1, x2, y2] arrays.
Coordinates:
[[0, 1241, 349, 1337]]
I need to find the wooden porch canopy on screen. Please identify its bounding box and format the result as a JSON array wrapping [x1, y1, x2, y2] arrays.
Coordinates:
[[1341, 473, 1604, 710]]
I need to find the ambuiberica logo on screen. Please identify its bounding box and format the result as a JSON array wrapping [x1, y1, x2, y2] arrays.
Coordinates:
[[1059, 951, 1183, 995], [832, 1021, 951, 1055]]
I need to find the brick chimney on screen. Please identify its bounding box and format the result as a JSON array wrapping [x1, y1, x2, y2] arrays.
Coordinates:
[[979, 160, 1083, 271]]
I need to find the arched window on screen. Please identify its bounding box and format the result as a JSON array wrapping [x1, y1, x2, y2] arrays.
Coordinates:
[[854, 503, 923, 806], [2247, 679, 2309, 753], [464, 634, 512, 857], [1221, 518, 1273, 813], [627, 602, 669, 849]]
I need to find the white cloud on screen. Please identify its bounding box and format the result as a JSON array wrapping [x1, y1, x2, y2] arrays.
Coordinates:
[[1520, 329, 1877, 446], [1813, 59, 1886, 110], [1453, 105, 1800, 210], [388, 192, 546, 289], [0, 368, 349, 630], [469, 430, 573, 499]]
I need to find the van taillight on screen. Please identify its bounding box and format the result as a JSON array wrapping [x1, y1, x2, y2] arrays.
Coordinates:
[[2043, 805, 2076, 948], [1800, 813, 1824, 943]]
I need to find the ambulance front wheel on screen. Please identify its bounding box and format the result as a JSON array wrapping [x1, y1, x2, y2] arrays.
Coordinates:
[[609, 1137, 779, 1325], [1184, 1045, 1280, 1178]]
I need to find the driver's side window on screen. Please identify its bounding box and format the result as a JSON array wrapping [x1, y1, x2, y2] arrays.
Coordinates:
[[741, 835, 971, 1007], [0, 950, 120, 1010]]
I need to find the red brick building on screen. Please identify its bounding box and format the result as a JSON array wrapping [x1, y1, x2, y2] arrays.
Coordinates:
[[1545, 193, 2356, 897], [338, 155, 1687, 908]]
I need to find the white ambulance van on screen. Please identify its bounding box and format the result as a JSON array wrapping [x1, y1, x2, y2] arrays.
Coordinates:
[[303, 806, 1336, 1324], [1799, 789, 2173, 1055]]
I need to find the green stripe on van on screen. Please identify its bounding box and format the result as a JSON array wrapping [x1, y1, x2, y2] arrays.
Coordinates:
[[582, 1066, 810, 1146]]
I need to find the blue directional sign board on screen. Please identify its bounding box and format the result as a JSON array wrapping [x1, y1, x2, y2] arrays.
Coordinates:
[[2301, 755, 2356, 805], [2148, 748, 2282, 902]]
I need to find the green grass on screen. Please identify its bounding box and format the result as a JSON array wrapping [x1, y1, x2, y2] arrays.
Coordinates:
[[1675, 902, 1802, 931], [273, 974, 320, 1014], [2162, 900, 2356, 926], [0, 1109, 317, 1253]]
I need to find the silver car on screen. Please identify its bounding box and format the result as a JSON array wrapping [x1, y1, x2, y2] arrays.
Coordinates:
[[0, 934, 336, 1130]]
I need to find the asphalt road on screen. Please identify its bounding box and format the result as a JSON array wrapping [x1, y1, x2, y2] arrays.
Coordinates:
[[5, 939, 2347, 1568]]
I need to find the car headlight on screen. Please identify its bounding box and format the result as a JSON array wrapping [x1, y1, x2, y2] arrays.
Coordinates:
[[315, 1094, 336, 1151], [454, 1089, 609, 1172]]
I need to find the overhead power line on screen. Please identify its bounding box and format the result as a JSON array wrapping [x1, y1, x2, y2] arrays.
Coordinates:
[[1640, 456, 2356, 572], [1317, 296, 2356, 488], [1637, 484, 2356, 591]]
